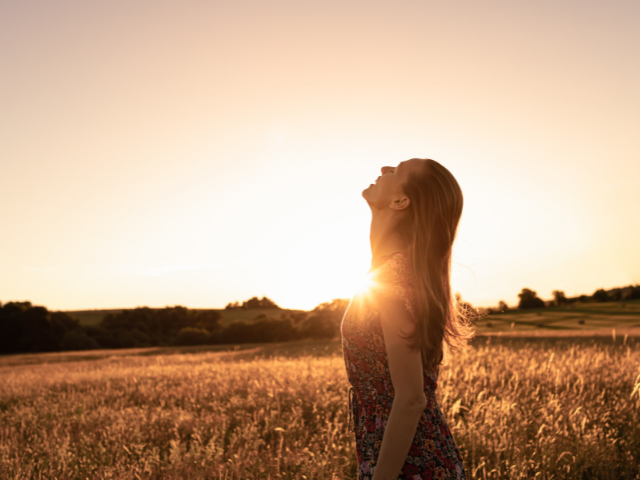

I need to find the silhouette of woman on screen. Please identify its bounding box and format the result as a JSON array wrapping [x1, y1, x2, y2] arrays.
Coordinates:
[[341, 158, 474, 480]]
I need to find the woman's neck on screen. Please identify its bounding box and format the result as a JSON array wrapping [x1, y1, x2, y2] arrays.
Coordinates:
[[369, 209, 407, 266]]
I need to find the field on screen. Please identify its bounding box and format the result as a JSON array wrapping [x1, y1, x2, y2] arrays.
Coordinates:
[[475, 299, 640, 335], [1, 332, 639, 480]]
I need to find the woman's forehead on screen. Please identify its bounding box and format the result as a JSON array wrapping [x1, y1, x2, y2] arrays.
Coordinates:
[[399, 158, 426, 171]]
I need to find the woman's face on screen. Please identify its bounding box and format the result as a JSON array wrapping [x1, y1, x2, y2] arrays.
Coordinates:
[[362, 158, 425, 210]]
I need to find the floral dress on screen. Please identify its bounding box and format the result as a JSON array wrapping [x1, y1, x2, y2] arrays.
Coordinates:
[[341, 252, 466, 480]]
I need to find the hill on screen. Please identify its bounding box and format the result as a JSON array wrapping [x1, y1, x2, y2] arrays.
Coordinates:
[[475, 298, 640, 335]]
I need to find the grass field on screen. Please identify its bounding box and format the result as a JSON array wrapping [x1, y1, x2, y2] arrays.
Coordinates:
[[474, 299, 640, 335], [1, 333, 639, 479]]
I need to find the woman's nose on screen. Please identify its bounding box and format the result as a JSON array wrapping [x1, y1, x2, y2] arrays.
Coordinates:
[[381, 166, 393, 174]]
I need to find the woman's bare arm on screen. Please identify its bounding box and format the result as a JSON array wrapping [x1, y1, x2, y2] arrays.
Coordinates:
[[371, 297, 427, 480]]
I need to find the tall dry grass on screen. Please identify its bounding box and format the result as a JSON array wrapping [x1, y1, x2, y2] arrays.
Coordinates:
[[0, 337, 638, 479]]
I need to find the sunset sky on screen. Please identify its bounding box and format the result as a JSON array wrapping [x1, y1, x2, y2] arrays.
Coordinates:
[[2, 0, 639, 311]]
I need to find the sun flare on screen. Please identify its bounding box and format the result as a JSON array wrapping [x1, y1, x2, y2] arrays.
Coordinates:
[[354, 272, 377, 296]]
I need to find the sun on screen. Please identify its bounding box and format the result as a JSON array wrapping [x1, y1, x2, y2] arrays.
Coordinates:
[[354, 272, 377, 296]]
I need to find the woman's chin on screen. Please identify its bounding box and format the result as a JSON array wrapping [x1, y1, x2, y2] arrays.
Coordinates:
[[362, 184, 374, 200]]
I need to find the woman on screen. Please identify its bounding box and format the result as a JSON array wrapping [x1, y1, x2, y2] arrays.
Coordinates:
[[341, 158, 474, 480]]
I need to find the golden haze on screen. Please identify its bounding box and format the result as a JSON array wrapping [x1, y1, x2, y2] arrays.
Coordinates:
[[1, 0, 639, 310]]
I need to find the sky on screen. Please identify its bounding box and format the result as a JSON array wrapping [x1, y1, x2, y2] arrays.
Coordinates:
[[1, 0, 639, 311]]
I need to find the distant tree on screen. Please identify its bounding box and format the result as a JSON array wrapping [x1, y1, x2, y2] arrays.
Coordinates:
[[241, 296, 280, 309], [592, 289, 608, 302], [99, 306, 221, 347], [552, 290, 568, 306], [217, 321, 253, 343], [608, 288, 623, 301], [174, 327, 210, 346], [192, 310, 223, 331], [518, 288, 545, 309], [130, 328, 151, 347], [22, 306, 58, 352], [498, 301, 509, 313], [217, 316, 298, 344], [51, 311, 79, 335], [0, 302, 31, 353], [298, 299, 350, 340], [253, 316, 298, 341], [225, 296, 280, 310], [115, 329, 137, 348], [0, 302, 84, 354], [283, 311, 308, 324], [60, 330, 99, 351], [84, 326, 119, 349], [628, 285, 640, 300]]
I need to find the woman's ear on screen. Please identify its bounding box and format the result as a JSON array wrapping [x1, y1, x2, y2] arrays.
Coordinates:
[[390, 195, 410, 211]]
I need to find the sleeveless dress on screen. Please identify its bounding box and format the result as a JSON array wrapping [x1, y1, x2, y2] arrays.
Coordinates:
[[340, 252, 466, 480]]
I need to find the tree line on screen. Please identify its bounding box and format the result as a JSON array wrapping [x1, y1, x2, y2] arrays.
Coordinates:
[[492, 284, 640, 312], [0, 297, 350, 355], [2, 283, 639, 354], [224, 296, 279, 310]]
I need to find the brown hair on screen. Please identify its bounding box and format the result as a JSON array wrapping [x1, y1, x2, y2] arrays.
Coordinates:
[[396, 159, 475, 371]]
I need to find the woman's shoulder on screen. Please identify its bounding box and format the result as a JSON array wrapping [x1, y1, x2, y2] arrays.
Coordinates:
[[369, 252, 416, 316], [371, 252, 412, 284]]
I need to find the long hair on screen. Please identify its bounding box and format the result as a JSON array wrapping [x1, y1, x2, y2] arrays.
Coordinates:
[[396, 159, 475, 372]]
